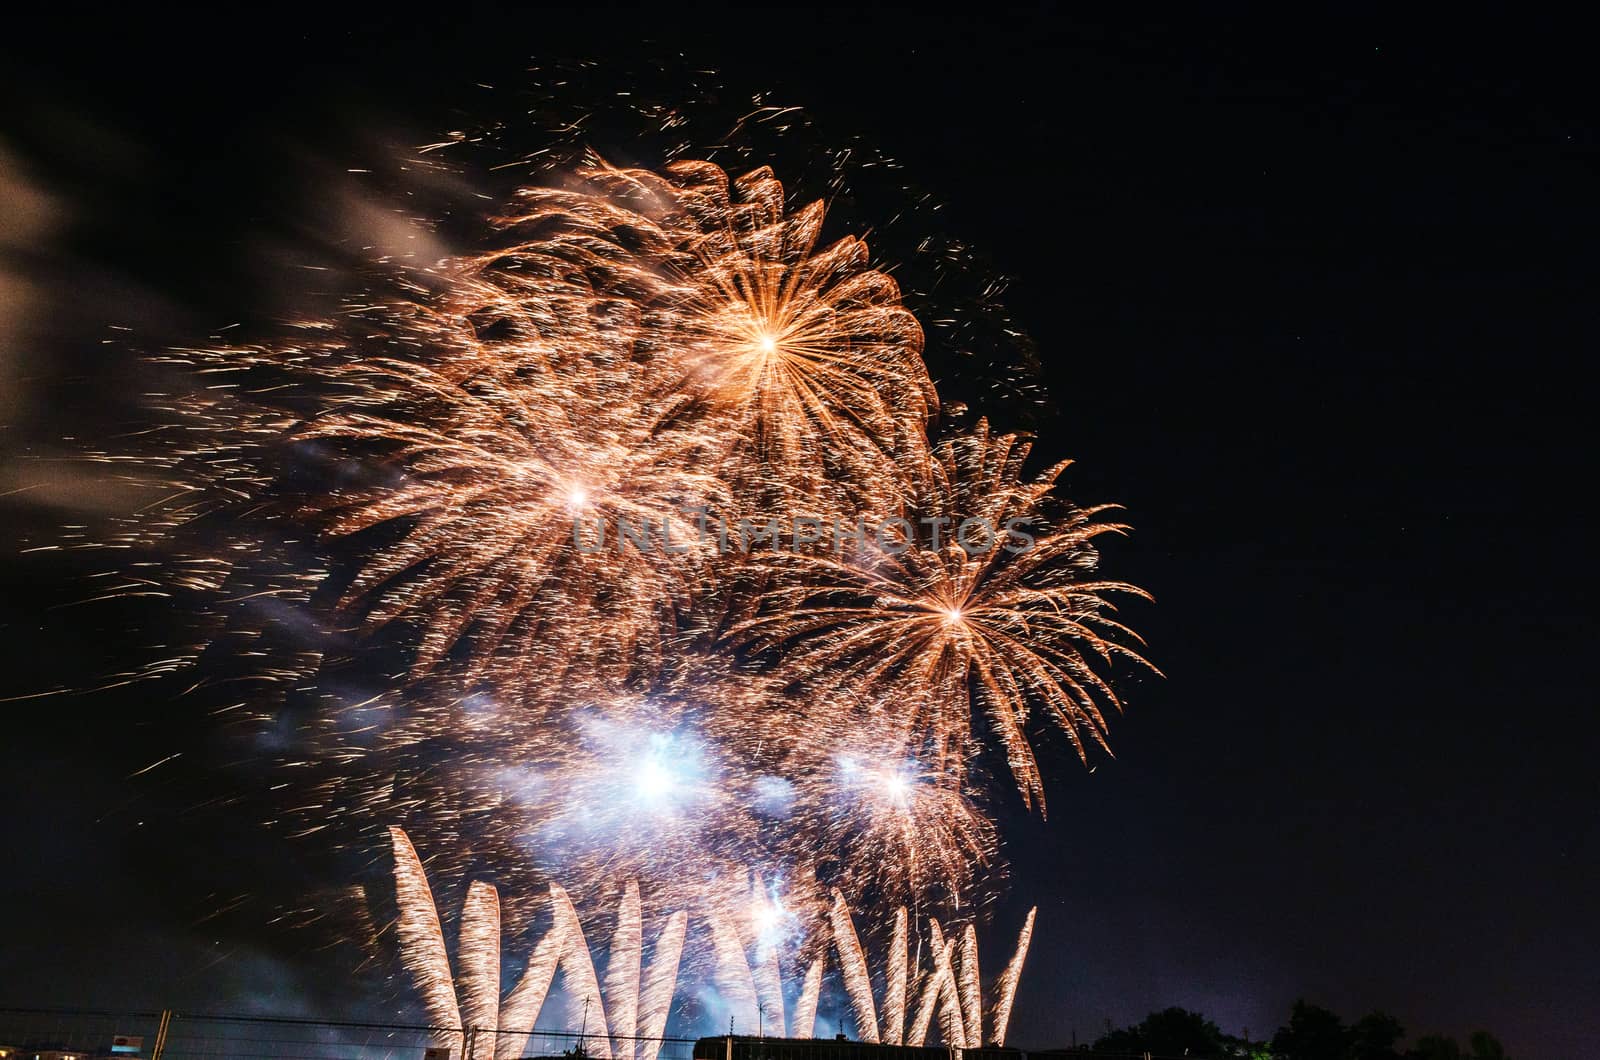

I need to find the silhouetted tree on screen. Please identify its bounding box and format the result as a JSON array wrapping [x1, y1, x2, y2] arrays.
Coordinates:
[[1086, 999, 1507, 1060], [1271, 1000, 1349, 1060], [1094, 1007, 1229, 1056], [1348, 1011, 1405, 1060], [1404, 1028, 1510, 1060], [1466, 1031, 1507, 1060], [1406, 1035, 1462, 1060]]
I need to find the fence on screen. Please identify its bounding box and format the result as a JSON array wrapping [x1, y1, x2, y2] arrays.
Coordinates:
[[0, 1009, 697, 1060]]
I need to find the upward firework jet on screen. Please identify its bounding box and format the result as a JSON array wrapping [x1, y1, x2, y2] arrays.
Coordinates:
[[80, 149, 1152, 1036], [388, 827, 688, 1060], [391, 827, 1032, 1049]]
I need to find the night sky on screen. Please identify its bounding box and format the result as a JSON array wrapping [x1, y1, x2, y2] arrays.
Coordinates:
[[2, 9, 1595, 1059]]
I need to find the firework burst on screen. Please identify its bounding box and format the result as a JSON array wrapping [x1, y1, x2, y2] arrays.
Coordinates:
[[733, 419, 1156, 812], [75, 147, 1151, 1033]]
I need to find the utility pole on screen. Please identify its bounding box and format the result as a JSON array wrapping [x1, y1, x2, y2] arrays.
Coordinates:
[[150, 1012, 172, 1060]]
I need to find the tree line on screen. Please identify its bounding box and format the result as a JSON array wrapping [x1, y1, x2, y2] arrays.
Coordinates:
[[1064, 1000, 1509, 1060]]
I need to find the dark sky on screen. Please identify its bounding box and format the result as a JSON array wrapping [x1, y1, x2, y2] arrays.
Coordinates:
[[1, 7, 1595, 1058]]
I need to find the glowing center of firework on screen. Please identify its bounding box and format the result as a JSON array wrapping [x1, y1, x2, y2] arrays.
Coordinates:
[[943, 607, 966, 625], [881, 771, 912, 806], [837, 755, 918, 810], [754, 896, 786, 943], [627, 731, 706, 817], [738, 321, 784, 365], [565, 485, 591, 508], [635, 758, 675, 802], [748, 880, 797, 956]]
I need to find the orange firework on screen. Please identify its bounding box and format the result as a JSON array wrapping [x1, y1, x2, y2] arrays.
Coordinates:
[[734, 418, 1157, 812], [296, 351, 724, 690], [91, 154, 1150, 956], [271, 158, 939, 692], [500, 160, 936, 512]]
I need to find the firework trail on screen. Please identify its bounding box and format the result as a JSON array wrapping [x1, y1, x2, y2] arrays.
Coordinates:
[[603, 880, 643, 1049], [707, 905, 761, 1036], [390, 827, 462, 1038], [828, 888, 881, 1042], [989, 907, 1036, 1047], [792, 957, 823, 1039], [635, 911, 687, 1060], [390, 826, 1036, 1050], [549, 884, 613, 1058], [882, 906, 908, 1045], [494, 926, 563, 1060], [958, 923, 982, 1046], [459, 882, 502, 1060], [390, 827, 698, 1058], [907, 932, 955, 1047], [928, 919, 968, 1048]]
